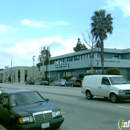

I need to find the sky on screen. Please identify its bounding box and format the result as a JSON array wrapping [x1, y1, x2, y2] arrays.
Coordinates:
[[0, 0, 130, 69]]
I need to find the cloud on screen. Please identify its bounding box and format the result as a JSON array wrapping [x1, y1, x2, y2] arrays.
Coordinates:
[[0, 24, 17, 34], [21, 19, 49, 28], [0, 36, 77, 68], [105, 0, 130, 17], [21, 19, 70, 28], [50, 21, 70, 26]]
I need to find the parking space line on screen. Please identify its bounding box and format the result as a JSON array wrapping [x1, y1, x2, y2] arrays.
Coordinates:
[[117, 105, 130, 109], [63, 97, 77, 100]]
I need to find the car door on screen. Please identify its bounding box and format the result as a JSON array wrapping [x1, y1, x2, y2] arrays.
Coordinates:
[[99, 77, 111, 97], [58, 79, 61, 85], [0, 94, 11, 125], [54, 80, 58, 86], [66, 79, 71, 86]]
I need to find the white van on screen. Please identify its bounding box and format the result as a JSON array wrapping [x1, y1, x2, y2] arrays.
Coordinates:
[[82, 75, 130, 103]]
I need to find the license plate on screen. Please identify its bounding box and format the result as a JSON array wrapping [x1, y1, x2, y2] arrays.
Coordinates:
[[41, 122, 50, 129]]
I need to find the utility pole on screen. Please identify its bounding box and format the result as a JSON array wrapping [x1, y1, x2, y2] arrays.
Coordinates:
[[32, 56, 35, 80], [11, 59, 12, 83], [48, 46, 51, 84]]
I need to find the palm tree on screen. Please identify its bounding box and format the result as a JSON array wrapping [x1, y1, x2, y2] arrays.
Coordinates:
[[91, 10, 113, 74]]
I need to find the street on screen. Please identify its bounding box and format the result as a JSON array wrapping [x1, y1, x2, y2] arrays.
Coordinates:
[[0, 83, 130, 130]]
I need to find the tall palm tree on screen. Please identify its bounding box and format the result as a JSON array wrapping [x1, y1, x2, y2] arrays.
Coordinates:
[[91, 10, 113, 74]]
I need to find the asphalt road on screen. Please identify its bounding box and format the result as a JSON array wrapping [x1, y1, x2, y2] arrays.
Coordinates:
[[0, 83, 130, 130]]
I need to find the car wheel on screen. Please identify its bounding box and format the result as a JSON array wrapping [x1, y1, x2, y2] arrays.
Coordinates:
[[86, 90, 93, 100], [110, 93, 118, 103]]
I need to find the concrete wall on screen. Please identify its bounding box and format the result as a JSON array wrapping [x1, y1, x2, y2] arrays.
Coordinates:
[[1, 66, 43, 83]]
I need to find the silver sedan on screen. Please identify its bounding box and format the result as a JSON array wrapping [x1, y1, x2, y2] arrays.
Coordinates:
[[54, 79, 67, 86]]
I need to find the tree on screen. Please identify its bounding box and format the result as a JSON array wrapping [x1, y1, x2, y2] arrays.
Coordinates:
[[91, 10, 113, 74], [73, 38, 87, 52], [37, 47, 51, 79], [82, 32, 97, 72], [106, 68, 120, 75]]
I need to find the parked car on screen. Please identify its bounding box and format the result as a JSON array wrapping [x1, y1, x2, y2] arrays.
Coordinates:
[[25, 79, 34, 85], [40, 80, 49, 85], [0, 89, 64, 130], [66, 79, 82, 87], [54, 79, 67, 86]]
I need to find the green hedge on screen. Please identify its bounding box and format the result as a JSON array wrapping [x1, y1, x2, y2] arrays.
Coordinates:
[[106, 68, 120, 75], [84, 72, 95, 77]]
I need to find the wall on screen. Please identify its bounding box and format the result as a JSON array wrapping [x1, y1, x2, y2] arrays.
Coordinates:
[[2, 66, 42, 83]]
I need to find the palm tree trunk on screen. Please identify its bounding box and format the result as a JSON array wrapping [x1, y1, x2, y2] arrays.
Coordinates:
[[101, 40, 104, 74]]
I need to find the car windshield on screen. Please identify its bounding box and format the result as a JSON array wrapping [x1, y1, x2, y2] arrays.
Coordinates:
[[10, 91, 44, 107], [61, 79, 66, 82], [109, 77, 128, 85], [68, 79, 74, 82]]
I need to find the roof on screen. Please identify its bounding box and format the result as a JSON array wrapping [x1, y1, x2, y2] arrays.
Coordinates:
[[85, 75, 123, 77], [2, 89, 35, 95], [50, 48, 130, 60]]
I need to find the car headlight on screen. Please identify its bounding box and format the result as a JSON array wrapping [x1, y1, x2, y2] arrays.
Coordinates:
[[18, 116, 34, 124], [119, 90, 125, 94], [52, 110, 62, 118]]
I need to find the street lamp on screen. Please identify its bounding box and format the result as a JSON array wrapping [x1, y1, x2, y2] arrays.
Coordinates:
[[32, 56, 35, 80]]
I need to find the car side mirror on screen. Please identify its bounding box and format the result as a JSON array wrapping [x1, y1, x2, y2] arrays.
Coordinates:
[[44, 98, 49, 102]]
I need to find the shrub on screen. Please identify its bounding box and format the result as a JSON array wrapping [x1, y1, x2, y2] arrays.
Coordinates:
[[62, 76, 72, 81], [84, 72, 95, 77], [106, 68, 120, 75]]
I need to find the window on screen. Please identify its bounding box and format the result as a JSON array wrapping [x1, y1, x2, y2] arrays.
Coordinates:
[[69, 57, 72, 61], [76, 55, 80, 60], [112, 55, 119, 59], [109, 77, 128, 85], [11, 92, 43, 106], [18, 70, 20, 82], [0, 94, 9, 106], [102, 77, 110, 85]]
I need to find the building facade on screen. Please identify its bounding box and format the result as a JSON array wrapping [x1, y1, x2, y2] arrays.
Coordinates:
[[1, 48, 130, 83], [0, 66, 42, 83], [43, 48, 130, 80]]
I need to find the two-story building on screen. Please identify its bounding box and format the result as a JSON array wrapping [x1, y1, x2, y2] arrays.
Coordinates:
[[44, 48, 130, 80], [1, 47, 130, 83]]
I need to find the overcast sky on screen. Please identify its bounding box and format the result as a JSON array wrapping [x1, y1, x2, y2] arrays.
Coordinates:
[[0, 0, 130, 69]]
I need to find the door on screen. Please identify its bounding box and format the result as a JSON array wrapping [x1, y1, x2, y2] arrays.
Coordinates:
[[98, 77, 111, 97], [0, 94, 11, 125]]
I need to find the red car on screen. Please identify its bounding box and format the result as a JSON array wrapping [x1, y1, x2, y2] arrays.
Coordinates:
[[65, 79, 82, 87]]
